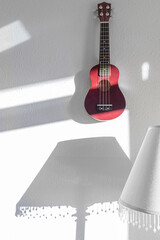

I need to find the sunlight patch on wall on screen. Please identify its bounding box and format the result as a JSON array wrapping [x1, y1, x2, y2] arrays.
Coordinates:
[[0, 20, 31, 52], [0, 76, 75, 109], [141, 62, 150, 81]]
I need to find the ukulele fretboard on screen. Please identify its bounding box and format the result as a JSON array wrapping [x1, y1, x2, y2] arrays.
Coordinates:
[[99, 22, 110, 77]]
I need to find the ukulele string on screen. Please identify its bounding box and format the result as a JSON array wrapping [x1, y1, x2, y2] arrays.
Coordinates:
[[103, 23, 105, 107], [108, 22, 111, 107], [106, 23, 109, 107], [106, 22, 110, 107], [101, 22, 104, 107], [103, 23, 106, 108], [105, 22, 108, 107], [100, 23, 104, 107], [99, 22, 102, 107], [104, 22, 107, 108]]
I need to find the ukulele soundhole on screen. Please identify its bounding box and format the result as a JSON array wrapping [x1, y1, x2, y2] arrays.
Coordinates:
[[99, 80, 111, 92]]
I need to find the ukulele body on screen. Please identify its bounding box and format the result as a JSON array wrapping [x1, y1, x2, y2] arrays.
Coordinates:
[[84, 64, 126, 121]]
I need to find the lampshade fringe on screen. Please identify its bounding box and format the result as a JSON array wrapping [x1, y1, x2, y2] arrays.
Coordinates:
[[119, 203, 160, 233], [16, 201, 119, 219], [86, 201, 119, 216], [16, 206, 76, 220]]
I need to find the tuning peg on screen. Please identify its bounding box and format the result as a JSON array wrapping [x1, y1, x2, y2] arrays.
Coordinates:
[[93, 9, 99, 18], [93, 15, 99, 19], [93, 9, 98, 15]]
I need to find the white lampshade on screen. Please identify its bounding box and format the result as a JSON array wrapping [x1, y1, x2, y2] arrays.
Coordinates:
[[119, 126, 160, 232], [16, 137, 131, 221], [16, 137, 131, 219]]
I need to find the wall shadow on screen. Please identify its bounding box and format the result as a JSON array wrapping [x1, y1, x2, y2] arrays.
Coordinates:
[[0, 0, 98, 90], [0, 0, 101, 129], [0, 96, 71, 132], [16, 137, 131, 240], [68, 70, 97, 124]]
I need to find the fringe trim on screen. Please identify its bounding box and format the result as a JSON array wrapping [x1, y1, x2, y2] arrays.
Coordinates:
[[16, 206, 76, 219], [86, 201, 119, 216], [16, 202, 118, 219], [119, 203, 160, 233]]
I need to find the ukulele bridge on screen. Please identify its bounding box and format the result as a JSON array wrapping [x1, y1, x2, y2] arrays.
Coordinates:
[[97, 104, 112, 111]]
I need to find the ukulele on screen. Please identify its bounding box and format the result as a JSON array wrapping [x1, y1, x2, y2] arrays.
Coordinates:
[[84, 2, 126, 121]]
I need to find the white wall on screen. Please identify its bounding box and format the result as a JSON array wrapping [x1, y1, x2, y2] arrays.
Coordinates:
[[0, 0, 160, 239]]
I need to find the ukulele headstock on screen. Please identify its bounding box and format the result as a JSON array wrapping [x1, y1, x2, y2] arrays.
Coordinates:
[[97, 2, 111, 22]]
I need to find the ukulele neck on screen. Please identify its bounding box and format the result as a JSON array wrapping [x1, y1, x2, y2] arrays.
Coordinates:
[[99, 22, 110, 77]]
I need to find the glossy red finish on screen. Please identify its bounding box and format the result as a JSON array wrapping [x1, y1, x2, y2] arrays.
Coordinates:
[[84, 64, 126, 121]]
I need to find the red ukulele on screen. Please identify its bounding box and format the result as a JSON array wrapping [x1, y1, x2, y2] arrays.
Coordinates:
[[84, 2, 126, 121]]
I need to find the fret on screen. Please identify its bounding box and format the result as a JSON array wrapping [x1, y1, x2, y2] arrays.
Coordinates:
[[100, 52, 110, 54], [100, 48, 110, 50], [100, 51, 110, 53], [99, 61, 110, 63], [100, 52, 110, 53], [99, 55, 110, 57], [100, 60, 110, 62], [100, 46, 110, 48], [99, 56, 110, 58], [99, 63, 110, 65], [99, 52, 110, 54], [100, 38, 109, 40]]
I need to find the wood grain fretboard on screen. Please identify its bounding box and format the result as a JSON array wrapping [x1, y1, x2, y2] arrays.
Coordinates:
[[99, 22, 110, 77]]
